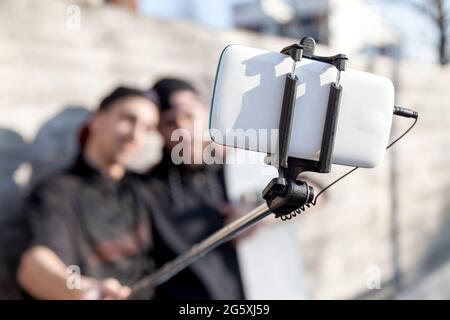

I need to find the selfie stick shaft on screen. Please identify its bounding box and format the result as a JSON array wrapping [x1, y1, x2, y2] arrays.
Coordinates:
[[130, 203, 271, 297]]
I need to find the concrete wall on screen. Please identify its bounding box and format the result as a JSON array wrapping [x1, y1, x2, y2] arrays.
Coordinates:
[[0, 0, 449, 299]]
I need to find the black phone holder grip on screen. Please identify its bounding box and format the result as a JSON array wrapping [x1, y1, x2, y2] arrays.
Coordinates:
[[262, 37, 347, 218]]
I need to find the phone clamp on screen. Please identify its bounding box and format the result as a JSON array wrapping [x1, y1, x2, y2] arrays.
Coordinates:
[[263, 36, 348, 220]]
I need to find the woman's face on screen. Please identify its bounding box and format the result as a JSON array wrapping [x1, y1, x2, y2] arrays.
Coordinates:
[[158, 90, 210, 159]]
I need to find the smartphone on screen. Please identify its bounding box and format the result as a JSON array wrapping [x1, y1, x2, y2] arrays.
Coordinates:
[[209, 44, 394, 168]]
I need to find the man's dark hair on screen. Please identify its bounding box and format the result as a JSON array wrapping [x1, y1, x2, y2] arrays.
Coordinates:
[[78, 86, 159, 149], [99, 86, 159, 112], [151, 78, 197, 112]]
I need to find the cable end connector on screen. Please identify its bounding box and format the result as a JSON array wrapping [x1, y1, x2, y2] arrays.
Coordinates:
[[394, 106, 418, 119]]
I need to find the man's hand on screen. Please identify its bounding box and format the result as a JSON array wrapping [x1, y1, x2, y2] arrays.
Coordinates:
[[98, 278, 131, 300], [18, 246, 131, 300], [77, 277, 131, 300]]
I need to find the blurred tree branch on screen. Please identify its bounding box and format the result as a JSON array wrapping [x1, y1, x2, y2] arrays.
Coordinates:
[[404, 0, 449, 65]]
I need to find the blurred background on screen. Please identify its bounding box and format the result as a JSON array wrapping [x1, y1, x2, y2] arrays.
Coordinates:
[[0, 0, 449, 299]]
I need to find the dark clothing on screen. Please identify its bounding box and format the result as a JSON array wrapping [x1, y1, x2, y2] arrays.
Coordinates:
[[144, 151, 244, 300], [23, 155, 155, 291]]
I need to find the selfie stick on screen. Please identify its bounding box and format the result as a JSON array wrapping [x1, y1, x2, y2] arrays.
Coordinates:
[[129, 37, 348, 298], [129, 203, 271, 298]]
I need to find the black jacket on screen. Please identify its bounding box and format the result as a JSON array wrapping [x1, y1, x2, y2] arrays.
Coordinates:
[[144, 151, 244, 300], [22, 155, 155, 298]]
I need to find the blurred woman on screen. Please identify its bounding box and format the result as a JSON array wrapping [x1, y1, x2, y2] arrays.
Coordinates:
[[144, 78, 245, 300]]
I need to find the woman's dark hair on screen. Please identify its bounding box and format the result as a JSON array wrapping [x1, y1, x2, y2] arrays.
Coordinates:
[[151, 78, 197, 112]]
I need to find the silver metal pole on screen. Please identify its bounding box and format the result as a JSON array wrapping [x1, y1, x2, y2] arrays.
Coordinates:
[[130, 203, 271, 298]]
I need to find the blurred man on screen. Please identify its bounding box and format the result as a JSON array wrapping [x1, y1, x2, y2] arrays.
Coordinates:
[[17, 87, 159, 299], [144, 78, 245, 300]]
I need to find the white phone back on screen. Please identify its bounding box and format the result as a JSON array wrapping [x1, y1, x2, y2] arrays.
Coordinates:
[[209, 45, 394, 168]]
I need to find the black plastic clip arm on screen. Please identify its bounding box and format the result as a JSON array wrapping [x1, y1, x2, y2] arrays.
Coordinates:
[[278, 36, 348, 175], [278, 43, 303, 170]]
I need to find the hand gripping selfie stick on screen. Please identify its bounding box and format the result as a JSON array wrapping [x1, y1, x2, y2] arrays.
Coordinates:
[[129, 37, 417, 299]]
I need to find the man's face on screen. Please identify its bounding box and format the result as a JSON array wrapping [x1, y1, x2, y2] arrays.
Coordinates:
[[158, 90, 210, 156], [90, 96, 159, 165]]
